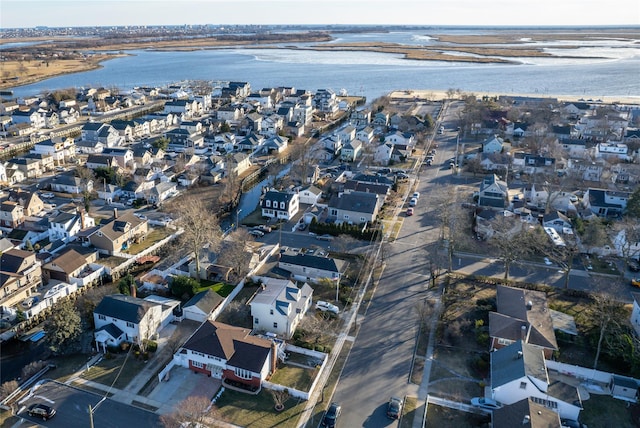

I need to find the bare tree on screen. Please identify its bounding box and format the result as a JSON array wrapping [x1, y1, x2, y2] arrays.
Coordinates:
[[76, 166, 95, 213], [488, 216, 539, 280], [589, 293, 626, 371], [579, 218, 608, 254], [160, 395, 221, 428], [611, 218, 640, 270], [215, 230, 253, 282], [174, 195, 223, 279]]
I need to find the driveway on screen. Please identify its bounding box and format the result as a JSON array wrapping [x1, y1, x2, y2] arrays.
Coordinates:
[[148, 366, 221, 414]]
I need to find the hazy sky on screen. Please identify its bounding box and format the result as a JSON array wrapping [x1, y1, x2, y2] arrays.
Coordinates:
[[2, 0, 639, 28]]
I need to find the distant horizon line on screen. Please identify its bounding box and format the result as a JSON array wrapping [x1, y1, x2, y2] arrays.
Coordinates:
[[2, 24, 639, 31]]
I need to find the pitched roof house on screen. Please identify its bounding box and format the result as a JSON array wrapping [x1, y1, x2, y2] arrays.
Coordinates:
[[492, 397, 562, 428], [491, 340, 582, 421], [261, 189, 299, 221], [278, 253, 345, 284], [489, 285, 558, 359], [327, 190, 381, 224], [88, 210, 148, 254], [249, 277, 313, 339], [478, 174, 509, 209], [178, 320, 276, 392], [182, 289, 225, 323]]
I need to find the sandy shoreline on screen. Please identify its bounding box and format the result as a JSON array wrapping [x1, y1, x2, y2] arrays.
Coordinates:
[[388, 89, 640, 105]]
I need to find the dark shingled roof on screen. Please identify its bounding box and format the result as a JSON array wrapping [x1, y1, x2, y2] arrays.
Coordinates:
[[182, 321, 272, 373], [491, 340, 548, 389], [94, 294, 154, 324], [279, 254, 342, 273], [95, 323, 124, 340], [492, 397, 561, 428], [183, 289, 224, 314]]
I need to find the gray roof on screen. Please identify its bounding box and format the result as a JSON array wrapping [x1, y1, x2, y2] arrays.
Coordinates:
[[492, 398, 561, 428], [94, 294, 155, 324], [95, 323, 124, 340], [328, 191, 379, 215], [279, 254, 343, 273], [183, 289, 224, 313], [491, 340, 548, 389]]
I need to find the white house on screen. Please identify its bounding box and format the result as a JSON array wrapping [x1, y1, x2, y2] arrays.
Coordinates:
[[297, 185, 322, 206], [491, 340, 583, 421], [182, 289, 224, 323], [93, 294, 179, 351], [482, 134, 505, 154], [278, 253, 345, 284], [249, 277, 313, 339], [261, 189, 300, 221]]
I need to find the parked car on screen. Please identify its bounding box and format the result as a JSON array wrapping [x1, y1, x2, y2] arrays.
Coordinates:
[[406, 207, 414, 216], [27, 403, 56, 420], [316, 300, 339, 314], [321, 402, 341, 427], [249, 230, 265, 238], [628, 260, 640, 272], [21, 296, 38, 309], [631, 278, 640, 288], [379, 168, 391, 174], [40, 192, 55, 199], [470, 397, 501, 410], [412, 192, 420, 199], [134, 212, 147, 220], [396, 173, 409, 181], [297, 222, 307, 231], [254, 225, 272, 233], [409, 197, 418, 207], [387, 396, 403, 419], [316, 234, 334, 241]]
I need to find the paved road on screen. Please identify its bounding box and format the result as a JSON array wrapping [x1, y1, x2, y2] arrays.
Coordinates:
[[329, 105, 454, 427], [16, 380, 161, 428]]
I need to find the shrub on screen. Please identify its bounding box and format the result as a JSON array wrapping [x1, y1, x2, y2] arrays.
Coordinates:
[[144, 340, 158, 353], [0, 380, 19, 400]]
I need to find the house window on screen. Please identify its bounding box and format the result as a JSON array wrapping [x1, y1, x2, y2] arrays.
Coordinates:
[[192, 360, 204, 369], [344, 215, 349, 220], [234, 368, 252, 380], [273, 322, 278, 329], [98, 314, 106, 320], [280, 201, 285, 209], [126, 322, 134, 328], [266, 200, 271, 207], [520, 382, 527, 389], [270, 309, 274, 315]]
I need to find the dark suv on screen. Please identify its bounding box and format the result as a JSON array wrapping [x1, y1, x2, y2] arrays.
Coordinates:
[[28, 403, 56, 420], [322, 402, 341, 427]]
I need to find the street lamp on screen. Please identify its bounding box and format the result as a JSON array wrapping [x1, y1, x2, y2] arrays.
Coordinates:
[[236, 208, 242, 230]]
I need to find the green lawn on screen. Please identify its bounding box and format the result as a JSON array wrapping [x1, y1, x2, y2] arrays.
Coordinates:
[[125, 227, 172, 255], [195, 281, 235, 298], [269, 364, 318, 392], [79, 353, 147, 389], [581, 395, 638, 428], [215, 389, 306, 428]]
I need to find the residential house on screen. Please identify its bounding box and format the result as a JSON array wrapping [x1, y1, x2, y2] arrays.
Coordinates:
[[492, 398, 562, 428], [81, 122, 120, 147], [314, 89, 339, 116], [374, 142, 394, 165], [490, 340, 582, 421], [582, 188, 630, 218], [93, 294, 179, 351], [217, 105, 243, 124], [478, 174, 509, 209], [384, 130, 415, 146], [88, 210, 148, 254], [11, 109, 45, 129], [559, 138, 589, 158], [164, 128, 204, 152], [356, 126, 375, 144], [182, 289, 225, 323], [489, 285, 558, 359], [148, 181, 178, 205], [86, 154, 119, 170], [7, 190, 44, 217], [372, 112, 389, 127], [327, 191, 381, 224], [163, 99, 198, 118], [250, 277, 313, 339], [49, 172, 93, 195], [278, 253, 345, 284], [542, 211, 573, 234], [297, 185, 322, 206], [227, 152, 252, 176], [0, 201, 25, 228], [596, 142, 630, 161], [341, 139, 363, 162], [350, 109, 371, 127], [0, 248, 42, 308], [102, 147, 135, 170], [48, 209, 95, 242], [261, 135, 288, 154], [341, 180, 391, 199], [177, 320, 275, 392], [42, 248, 96, 283], [260, 114, 284, 137], [261, 190, 299, 221], [31, 137, 75, 165], [8, 158, 42, 179], [482, 134, 505, 154]]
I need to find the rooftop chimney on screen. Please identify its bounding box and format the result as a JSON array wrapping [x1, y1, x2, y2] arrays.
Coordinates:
[[517, 350, 523, 359], [521, 325, 527, 340], [526, 300, 533, 310], [114, 207, 118, 219]]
